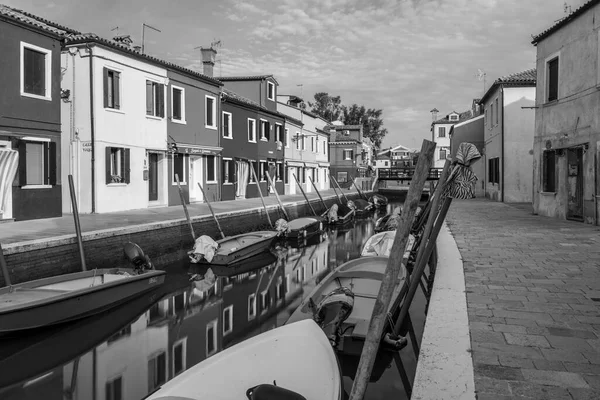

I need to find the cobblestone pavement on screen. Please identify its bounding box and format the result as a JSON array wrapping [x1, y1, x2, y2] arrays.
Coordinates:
[[446, 198, 600, 400]]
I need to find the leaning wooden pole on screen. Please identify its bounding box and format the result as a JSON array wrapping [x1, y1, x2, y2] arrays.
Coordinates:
[[175, 174, 196, 241], [293, 173, 317, 216], [0, 243, 12, 288], [196, 182, 226, 240], [351, 176, 368, 200], [331, 175, 350, 203], [308, 176, 328, 212], [328, 175, 344, 205], [349, 139, 436, 400], [264, 171, 289, 220], [250, 166, 273, 228], [68, 174, 87, 271]]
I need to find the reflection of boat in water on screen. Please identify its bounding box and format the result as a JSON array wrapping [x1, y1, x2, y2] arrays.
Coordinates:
[[144, 319, 344, 400], [369, 193, 389, 209], [0, 284, 165, 390], [189, 250, 278, 278]]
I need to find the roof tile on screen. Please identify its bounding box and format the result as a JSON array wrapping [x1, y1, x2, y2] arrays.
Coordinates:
[[532, 0, 600, 44], [0, 4, 79, 36]]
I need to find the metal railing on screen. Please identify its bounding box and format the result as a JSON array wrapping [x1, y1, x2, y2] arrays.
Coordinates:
[[377, 167, 444, 180]]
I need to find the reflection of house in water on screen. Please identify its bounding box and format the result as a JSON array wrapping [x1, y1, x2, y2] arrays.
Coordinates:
[[328, 222, 371, 269]]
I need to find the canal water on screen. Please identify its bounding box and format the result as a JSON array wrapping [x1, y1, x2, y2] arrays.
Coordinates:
[[0, 200, 429, 400]]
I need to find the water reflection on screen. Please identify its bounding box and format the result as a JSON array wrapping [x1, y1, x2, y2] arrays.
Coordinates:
[[0, 202, 425, 400]]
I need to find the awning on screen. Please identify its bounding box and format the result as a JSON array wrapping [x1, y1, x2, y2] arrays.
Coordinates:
[[176, 144, 223, 156], [303, 161, 319, 167], [286, 161, 305, 167], [318, 162, 330, 167]]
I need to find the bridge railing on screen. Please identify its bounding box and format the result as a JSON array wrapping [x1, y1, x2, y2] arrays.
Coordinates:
[[377, 167, 444, 180]]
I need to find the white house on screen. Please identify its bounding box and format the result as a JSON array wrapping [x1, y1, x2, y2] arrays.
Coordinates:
[[375, 144, 414, 169], [61, 34, 169, 214]]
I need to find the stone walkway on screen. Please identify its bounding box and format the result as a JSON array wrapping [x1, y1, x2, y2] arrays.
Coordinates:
[[446, 198, 600, 400]]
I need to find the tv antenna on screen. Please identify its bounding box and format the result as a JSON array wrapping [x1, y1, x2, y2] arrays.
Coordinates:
[[111, 26, 119, 35], [141, 23, 161, 54], [554, 2, 572, 22]]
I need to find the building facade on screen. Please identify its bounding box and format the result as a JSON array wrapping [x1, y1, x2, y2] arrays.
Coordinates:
[[0, 6, 74, 221], [327, 122, 371, 186], [480, 69, 536, 203], [449, 115, 485, 198], [430, 110, 471, 168], [531, 0, 600, 224]]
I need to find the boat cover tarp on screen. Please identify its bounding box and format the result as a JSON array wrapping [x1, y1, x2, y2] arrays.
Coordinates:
[[190, 235, 219, 263], [361, 231, 415, 258], [443, 142, 482, 199]]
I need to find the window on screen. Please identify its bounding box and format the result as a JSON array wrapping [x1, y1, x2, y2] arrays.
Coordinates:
[[438, 127, 446, 138], [337, 171, 348, 183], [104, 146, 130, 184], [275, 124, 283, 143], [284, 166, 289, 184], [205, 95, 216, 128], [223, 305, 233, 335], [295, 132, 301, 150], [222, 158, 233, 183], [18, 139, 56, 187], [490, 104, 494, 127], [260, 290, 271, 311], [285, 128, 290, 148], [276, 277, 283, 300], [324, 141, 327, 155], [104, 68, 121, 110], [206, 155, 216, 183], [488, 157, 500, 185], [260, 119, 269, 141], [495, 98, 499, 125], [543, 150, 556, 192], [248, 294, 256, 320], [276, 162, 283, 181], [106, 376, 122, 400], [206, 319, 218, 357], [248, 161, 257, 183], [222, 112, 232, 138], [259, 161, 266, 181], [384, 160, 389, 167], [172, 153, 188, 185], [449, 114, 458, 121], [440, 148, 447, 160], [172, 339, 186, 377], [311, 137, 315, 152], [301, 135, 306, 151], [248, 119, 257, 142], [171, 86, 185, 123], [148, 352, 167, 391], [267, 81, 275, 101], [146, 80, 165, 118], [20, 42, 51, 100], [547, 57, 559, 102], [343, 149, 353, 160]]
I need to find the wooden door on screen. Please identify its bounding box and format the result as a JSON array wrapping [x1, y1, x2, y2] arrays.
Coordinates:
[[148, 153, 158, 201], [566, 147, 584, 221]]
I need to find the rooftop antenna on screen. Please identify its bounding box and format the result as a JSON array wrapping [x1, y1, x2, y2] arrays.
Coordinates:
[[297, 84, 303, 99], [554, 2, 572, 22], [476, 69, 486, 95], [111, 26, 119, 35], [141, 23, 161, 55]]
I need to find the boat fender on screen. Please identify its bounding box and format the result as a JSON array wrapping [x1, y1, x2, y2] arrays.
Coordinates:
[[382, 332, 409, 351], [310, 286, 355, 347], [246, 382, 307, 400]]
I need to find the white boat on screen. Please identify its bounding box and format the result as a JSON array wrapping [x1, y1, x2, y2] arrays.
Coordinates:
[[144, 319, 344, 400], [361, 231, 416, 258]]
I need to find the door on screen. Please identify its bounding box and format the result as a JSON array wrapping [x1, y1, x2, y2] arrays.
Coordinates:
[[566, 147, 584, 221], [189, 156, 203, 202], [148, 153, 158, 202]]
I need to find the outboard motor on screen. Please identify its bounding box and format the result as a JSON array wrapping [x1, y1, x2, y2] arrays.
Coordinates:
[[246, 381, 306, 400], [123, 242, 154, 274], [308, 286, 355, 347]]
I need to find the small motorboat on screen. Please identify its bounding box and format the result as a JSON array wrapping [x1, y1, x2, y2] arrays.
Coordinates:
[[188, 231, 278, 267], [0, 242, 165, 335], [324, 203, 355, 226], [276, 217, 324, 241], [361, 231, 416, 259], [286, 257, 408, 359], [143, 319, 344, 400], [368, 194, 389, 209], [349, 198, 374, 216]]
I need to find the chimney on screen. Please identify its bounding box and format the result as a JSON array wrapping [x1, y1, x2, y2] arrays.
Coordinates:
[[430, 108, 439, 122], [200, 47, 217, 77]]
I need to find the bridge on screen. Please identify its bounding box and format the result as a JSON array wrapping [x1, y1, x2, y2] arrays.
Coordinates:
[[377, 167, 444, 181]]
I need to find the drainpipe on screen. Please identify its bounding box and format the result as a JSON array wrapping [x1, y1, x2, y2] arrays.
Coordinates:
[[501, 86, 505, 203], [87, 44, 96, 213]]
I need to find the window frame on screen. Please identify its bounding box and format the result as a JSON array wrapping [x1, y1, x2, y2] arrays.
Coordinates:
[[260, 119, 269, 141], [438, 127, 446, 138], [206, 155, 217, 184], [205, 95, 217, 129], [222, 157, 233, 184], [343, 149, 353, 160], [20, 41, 52, 101], [103, 67, 122, 111], [542, 150, 556, 192], [276, 162, 283, 182], [171, 85, 186, 124], [172, 338, 187, 378], [172, 153, 188, 185], [146, 79, 165, 119], [206, 319, 218, 357], [222, 111, 233, 139], [267, 81, 275, 101], [223, 305, 233, 336], [19, 137, 56, 189], [105, 376, 123, 400], [546, 54, 560, 103], [248, 118, 257, 143], [275, 123, 283, 143], [259, 160, 267, 182], [248, 293, 256, 320]]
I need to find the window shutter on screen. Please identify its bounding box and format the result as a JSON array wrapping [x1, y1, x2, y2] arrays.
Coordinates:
[[105, 147, 112, 184], [114, 72, 120, 110], [158, 84, 165, 118], [124, 148, 131, 183], [48, 142, 57, 185], [18, 140, 27, 186], [103, 68, 109, 108], [146, 81, 153, 115]]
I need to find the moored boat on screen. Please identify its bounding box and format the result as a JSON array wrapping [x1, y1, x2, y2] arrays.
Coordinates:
[[368, 193, 389, 209], [190, 250, 278, 278], [143, 319, 344, 400], [361, 230, 416, 259], [189, 231, 278, 267], [276, 217, 324, 241], [324, 203, 355, 226], [349, 198, 374, 215]]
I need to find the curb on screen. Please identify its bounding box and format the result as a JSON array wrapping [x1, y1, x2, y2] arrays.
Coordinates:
[[411, 222, 476, 400]]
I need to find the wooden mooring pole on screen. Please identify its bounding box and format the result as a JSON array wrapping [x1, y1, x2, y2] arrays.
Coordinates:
[[196, 182, 226, 240], [68, 174, 87, 271], [331, 175, 349, 203], [175, 174, 196, 241], [0, 243, 12, 288], [250, 166, 273, 228], [308, 176, 328, 213], [264, 171, 289, 221], [349, 139, 436, 400], [293, 173, 317, 216]]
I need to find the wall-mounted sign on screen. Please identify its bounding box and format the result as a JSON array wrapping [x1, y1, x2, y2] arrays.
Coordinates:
[[177, 146, 220, 156]]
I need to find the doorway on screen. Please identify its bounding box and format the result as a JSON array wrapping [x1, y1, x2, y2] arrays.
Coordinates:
[[148, 153, 159, 202], [566, 146, 584, 221], [189, 156, 204, 203]]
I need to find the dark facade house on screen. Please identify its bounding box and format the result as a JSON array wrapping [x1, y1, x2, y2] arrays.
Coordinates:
[[327, 123, 372, 185], [218, 77, 286, 201], [166, 47, 224, 206], [0, 5, 78, 221]]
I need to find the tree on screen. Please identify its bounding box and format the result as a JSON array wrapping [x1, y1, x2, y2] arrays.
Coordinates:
[[342, 104, 388, 149], [308, 92, 343, 121]]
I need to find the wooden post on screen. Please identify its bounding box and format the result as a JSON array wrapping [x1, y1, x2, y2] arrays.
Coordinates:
[[331, 175, 349, 203], [0, 243, 12, 289], [264, 171, 289, 220], [348, 139, 436, 400], [250, 166, 273, 228], [175, 174, 196, 241], [196, 182, 226, 240], [68, 174, 87, 271], [328, 174, 344, 205], [293, 173, 317, 216], [308, 176, 328, 212], [351, 176, 368, 200]]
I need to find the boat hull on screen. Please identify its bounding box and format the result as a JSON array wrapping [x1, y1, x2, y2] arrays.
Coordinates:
[[0, 269, 166, 333], [193, 251, 278, 277], [284, 217, 324, 240], [195, 231, 278, 266]]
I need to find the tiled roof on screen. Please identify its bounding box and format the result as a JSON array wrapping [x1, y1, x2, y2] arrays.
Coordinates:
[[325, 124, 362, 130], [64, 33, 223, 87], [432, 110, 472, 125], [532, 0, 600, 44], [216, 75, 275, 81], [480, 68, 536, 103], [0, 4, 80, 36], [222, 88, 291, 121]]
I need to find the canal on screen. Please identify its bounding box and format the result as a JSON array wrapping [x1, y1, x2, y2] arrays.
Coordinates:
[[0, 200, 429, 400]]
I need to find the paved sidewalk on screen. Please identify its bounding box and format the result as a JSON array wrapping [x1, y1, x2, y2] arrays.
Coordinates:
[[0, 188, 367, 245], [446, 199, 600, 400]]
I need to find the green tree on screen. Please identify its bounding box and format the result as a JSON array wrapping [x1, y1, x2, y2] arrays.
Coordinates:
[[308, 92, 343, 121], [342, 104, 388, 149]]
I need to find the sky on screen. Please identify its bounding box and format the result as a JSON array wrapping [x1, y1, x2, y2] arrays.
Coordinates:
[[5, 0, 588, 149]]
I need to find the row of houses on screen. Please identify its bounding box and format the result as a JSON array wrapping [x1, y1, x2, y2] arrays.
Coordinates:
[[428, 0, 600, 226], [0, 5, 373, 222]]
